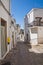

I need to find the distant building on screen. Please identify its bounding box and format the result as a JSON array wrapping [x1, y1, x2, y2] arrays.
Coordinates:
[[24, 8, 43, 45], [16, 24, 20, 42], [10, 17, 17, 48], [19, 29, 24, 41]]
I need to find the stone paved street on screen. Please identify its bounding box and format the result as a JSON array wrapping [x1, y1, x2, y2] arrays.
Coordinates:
[[1, 42, 43, 65]]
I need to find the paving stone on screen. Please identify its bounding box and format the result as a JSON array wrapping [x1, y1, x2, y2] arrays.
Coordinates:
[[0, 42, 43, 65]]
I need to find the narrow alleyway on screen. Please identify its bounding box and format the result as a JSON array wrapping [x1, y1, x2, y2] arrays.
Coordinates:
[[1, 42, 43, 65]]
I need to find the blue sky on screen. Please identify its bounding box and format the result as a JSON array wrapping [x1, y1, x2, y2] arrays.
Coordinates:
[[11, 0, 43, 29]]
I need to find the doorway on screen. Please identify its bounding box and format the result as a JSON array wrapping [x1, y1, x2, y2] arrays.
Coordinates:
[[1, 18, 7, 57], [12, 32, 14, 48], [27, 34, 28, 41]]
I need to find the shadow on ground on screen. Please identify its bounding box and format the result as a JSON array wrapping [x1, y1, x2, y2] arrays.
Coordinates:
[[0, 41, 43, 65]]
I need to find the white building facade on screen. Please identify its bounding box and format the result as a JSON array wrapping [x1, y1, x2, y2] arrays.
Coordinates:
[[16, 24, 20, 42], [0, 0, 11, 59], [24, 8, 43, 45], [19, 29, 24, 41], [0, 0, 17, 59], [10, 17, 17, 49]]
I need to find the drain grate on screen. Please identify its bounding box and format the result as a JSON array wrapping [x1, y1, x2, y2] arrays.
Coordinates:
[[2, 61, 11, 65]]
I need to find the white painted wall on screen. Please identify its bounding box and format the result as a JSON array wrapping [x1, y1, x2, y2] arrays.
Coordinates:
[[29, 27, 38, 45], [0, 0, 17, 59], [24, 8, 43, 45], [16, 25, 20, 42], [28, 11, 34, 24], [10, 17, 17, 49], [27, 9, 43, 23], [0, 5, 11, 51], [34, 9, 43, 21], [19, 34, 24, 41], [0, 2, 11, 59], [1, 0, 10, 12], [28, 26, 43, 45], [38, 27, 43, 44]]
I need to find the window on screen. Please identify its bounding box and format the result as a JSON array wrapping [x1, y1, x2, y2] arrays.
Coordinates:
[[31, 27, 38, 33]]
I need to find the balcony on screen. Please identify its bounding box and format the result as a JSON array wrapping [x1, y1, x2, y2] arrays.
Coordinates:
[[28, 17, 43, 27]]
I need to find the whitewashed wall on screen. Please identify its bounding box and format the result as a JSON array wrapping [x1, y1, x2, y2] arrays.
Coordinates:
[[19, 34, 24, 41], [34, 9, 43, 21], [0, 3, 11, 59], [28, 11, 34, 24], [38, 27, 43, 44], [1, 0, 10, 12], [28, 27, 43, 45], [27, 9, 43, 23], [0, 5, 11, 37], [29, 27, 38, 45], [24, 8, 43, 44]]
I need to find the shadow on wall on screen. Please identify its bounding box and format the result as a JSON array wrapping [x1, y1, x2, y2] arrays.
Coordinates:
[[25, 30, 30, 43]]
